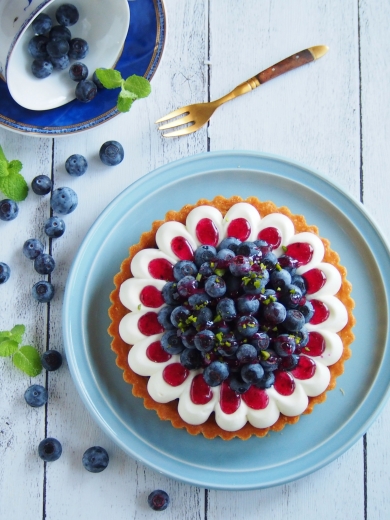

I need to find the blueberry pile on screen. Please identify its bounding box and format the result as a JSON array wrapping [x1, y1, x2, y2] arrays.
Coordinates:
[[28, 4, 98, 103], [158, 238, 315, 391]]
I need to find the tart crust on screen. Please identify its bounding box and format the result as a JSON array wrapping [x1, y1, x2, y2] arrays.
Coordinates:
[[108, 195, 355, 440]]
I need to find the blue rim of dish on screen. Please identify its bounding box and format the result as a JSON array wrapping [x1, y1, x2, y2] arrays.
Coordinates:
[[63, 151, 390, 490], [0, 0, 166, 136]]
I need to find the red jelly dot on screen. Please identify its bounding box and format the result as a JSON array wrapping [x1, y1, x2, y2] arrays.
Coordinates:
[[305, 331, 326, 356], [146, 341, 172, 363], [257, 227, 282, 249], [190, 374, 213, 404], [285, 242, 313, 266], [227, 218, 251, 241], [195, 218, 219, 246], [274, 371, 296, 396], [138, 312, 164, 336], [162, 363, 189, 386], [291, 355, 317, 380], [171, 236, 194, 261], [140, 286, 165, 308], [309, 299, 330, 325], [148, 258, 175, 281], [219, 381, 241, 414], [242, 385, 269, 410], [302, 268, 327, 294]]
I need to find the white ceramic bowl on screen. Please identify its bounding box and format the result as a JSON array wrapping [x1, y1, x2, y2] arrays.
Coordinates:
[[5, 0, 130, 111]]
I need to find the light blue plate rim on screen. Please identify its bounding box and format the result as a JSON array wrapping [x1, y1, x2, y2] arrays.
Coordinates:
[[63, 150, 390, 490]]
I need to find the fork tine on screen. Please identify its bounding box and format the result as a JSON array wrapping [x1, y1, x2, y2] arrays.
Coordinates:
[[157, 113, 195, 131], [155, 105, 192, 124], [162, 120, 206, 138]]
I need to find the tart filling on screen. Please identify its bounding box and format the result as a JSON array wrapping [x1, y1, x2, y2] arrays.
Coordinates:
[[114, 200, 353, 435]]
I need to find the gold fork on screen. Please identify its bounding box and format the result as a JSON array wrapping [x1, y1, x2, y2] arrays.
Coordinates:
[[156, 45, 328, 137]]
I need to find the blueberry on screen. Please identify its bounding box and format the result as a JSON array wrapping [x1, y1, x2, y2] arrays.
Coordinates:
[[82, 446, 109, 473], [278, 254, 299, 273], [250, 332, 270, 351], [32, 13, 52, 35], [297, 300, 314, 323], [68, 37, 89, 59], [157, 306, 175, 330], [24, 384, 48, 407], [31, 58, 53, 79], [170, 305, 190, 327], [51, 187, 78, 214], [283, 309, 305, 332], [34, 253, 55, 274], [0, 262, 10, 284], [187, 291, 210, 309], [161, 282, 179, 305], [236, 294, 259, 315], [92, 69, 105, 89], [194, 329, 215, 353], [194, 245, 217, 267], [49, 25, 72, 41], [180, 348, 202, 369], [204, 274, 226, 298], [50, 54, 70, 70], [0, 199, 18, 221], [216, 297, 236, 321], [64, 154, 88, 177], [176, 275, 198, 297], [229, 375, 251, 394], [160, 330, 184, 355], [198, 262, 214, 278], [217, 237, 241, 253], [291, 274, 307, 295], [270, 268, 292, 290], [216, 248, 235, 264], [28, 35, 49, 58], [241, 363, 264, 384], [32, 281, 55, 303], [69, 62, 88, 82], [203, 360, 229, 387], [242, 273, 268, 295], [43, 34, 69, 58], [279, 354, 299, 371], [147, 490, 170, 512], [99, 140, 124, 166], [255, 370, 275, 389], [75, 79, 97, 103], [44, 216, 65, 238], [180, 327, 197, 348], [41, 350, 63, 371], [259, 350, 280, 372], [236, 344, 258, 364], [279, 283, 303, 308], [38, 437, 62, 462], [262, 301, 287, 325], [236, 241, 260, 257], [261, 252, 278, 271], [229, 255, 251, 277], [31, 175, 52, 195], [56, 4, 79, 26], [173, 260, 198, 281], [236, 315, 259, 337], [193, 306, 213, 329], [273, 334, 296, 357], [23, 238, 44, 259]]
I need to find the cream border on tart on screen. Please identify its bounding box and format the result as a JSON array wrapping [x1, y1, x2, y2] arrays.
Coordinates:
[[108, 196, 355, 440]]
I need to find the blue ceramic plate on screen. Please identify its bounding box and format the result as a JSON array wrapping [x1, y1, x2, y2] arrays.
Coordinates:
[[63, 151, 390, 490], [0, 0, 165, 136]]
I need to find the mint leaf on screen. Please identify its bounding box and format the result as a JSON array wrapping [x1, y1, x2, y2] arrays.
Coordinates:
[[12, 345, 42, 377], [0, 171, 28, 201], [117, 89, 136, 113], [8, 160, 23, 177], [0, 340, 19, 357], [123, 75, 151, 99], [0, 331, 12, 341], [10, 324, 25, 344], [0, 145, 9, 178], [95, 68, 123, 89]]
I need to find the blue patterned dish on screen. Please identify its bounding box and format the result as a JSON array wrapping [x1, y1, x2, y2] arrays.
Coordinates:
[[63, 151, 390, 490], [0, 0, 165, 136]]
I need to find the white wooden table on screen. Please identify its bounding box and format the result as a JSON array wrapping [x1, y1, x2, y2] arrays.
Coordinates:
[[1, 0, 390, 518]]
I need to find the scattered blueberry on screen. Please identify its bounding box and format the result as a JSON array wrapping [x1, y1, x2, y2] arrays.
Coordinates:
[[34, 253, 55, 274], [51, 187, 78, 214], [41, 350, 63, 371], [50, 54, 70, 70], [28, 35, 49, 59], [38, 437, 62, 462], [49, 25, 72, 42], [75, 79, 97, 103], [31, 58, 53, 79], [24, 384, 48, 407], [0, 262, 11, 284], [44, 216, 65, 238], [46, 38, 69, 58], [65, 154, 88, 177], [69, 62, 88, 82], [99, 141, 124, 166], [31, 175, 52, 195], [147, 490, 170, 512], [68, 37, 88, 59], [82, 446, 109, 473], [56, 4, 79, 26], [23, 238, 44, 259], [0, 199, 19, 221], [32, 281, 55, 303], [32, 13, 52, 35]]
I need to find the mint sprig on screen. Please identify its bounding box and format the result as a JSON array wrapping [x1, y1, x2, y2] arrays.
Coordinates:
[[95, 69, 151, 113], [0, 325, 42, 377], [0, 145, 28, 201]]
